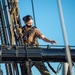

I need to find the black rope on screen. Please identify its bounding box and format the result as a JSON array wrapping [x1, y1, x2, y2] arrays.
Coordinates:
[[47, 62, 56, 74], [25, 44, 32, 75], [47, 62, 62, 75]]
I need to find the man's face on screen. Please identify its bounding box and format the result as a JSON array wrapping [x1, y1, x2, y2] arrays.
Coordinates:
[[25, 19, 33, 26]]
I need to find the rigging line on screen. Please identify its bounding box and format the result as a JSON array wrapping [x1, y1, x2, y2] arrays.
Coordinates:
[[31, 0, 38, 43], [31, 0, 36, 27], [0, 4, 8, 11], [57, 0, 73, 75], [47, 62, 62, 75], [0, 1, 12, 11], [47, 62, 56, 74]]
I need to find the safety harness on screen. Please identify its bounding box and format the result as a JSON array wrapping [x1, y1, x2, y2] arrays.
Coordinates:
[[22, 26, 35, 41], [22, 26, 39, 46]]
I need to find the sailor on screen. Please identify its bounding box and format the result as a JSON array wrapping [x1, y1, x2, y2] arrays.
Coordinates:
[[22, 15, 57, 75]]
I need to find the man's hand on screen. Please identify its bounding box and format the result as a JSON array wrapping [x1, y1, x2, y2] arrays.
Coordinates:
[[50, 40, 57, 45]]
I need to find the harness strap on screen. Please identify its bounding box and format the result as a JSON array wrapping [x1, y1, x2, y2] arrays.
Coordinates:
[[22, 26, 35, 38]]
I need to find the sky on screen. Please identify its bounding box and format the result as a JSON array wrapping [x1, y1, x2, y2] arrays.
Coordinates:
[[18, 0, 75, 46], [18, 0, 75, 75], [1, 0, 75, 75]]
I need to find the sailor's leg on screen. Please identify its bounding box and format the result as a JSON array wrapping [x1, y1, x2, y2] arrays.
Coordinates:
[[34, 62, 50, 75], [20, 62, 32, 75]]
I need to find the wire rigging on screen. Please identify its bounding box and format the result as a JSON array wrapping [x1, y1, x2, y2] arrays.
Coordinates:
[[47, 62, 62, 75], [57, 0, 73, 75], [31, 0, 36, 27], [0, 64, 3, 75]]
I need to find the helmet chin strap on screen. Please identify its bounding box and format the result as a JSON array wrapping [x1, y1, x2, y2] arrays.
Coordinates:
[[26, 24, 32, 28]]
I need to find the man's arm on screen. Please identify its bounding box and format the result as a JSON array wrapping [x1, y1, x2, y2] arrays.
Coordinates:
[[35, 28, 57, 44], [41, 35, 57, 45]]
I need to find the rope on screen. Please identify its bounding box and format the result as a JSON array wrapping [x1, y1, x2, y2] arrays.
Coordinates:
[[31, 0, 38, 43], [0, 64, 3, 75], [56, 63, 62, 74], [31, 0, 36, 27], [47, 62, 56, 74], [47, 62, 62, 75], [0, 2, 12, 11]]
